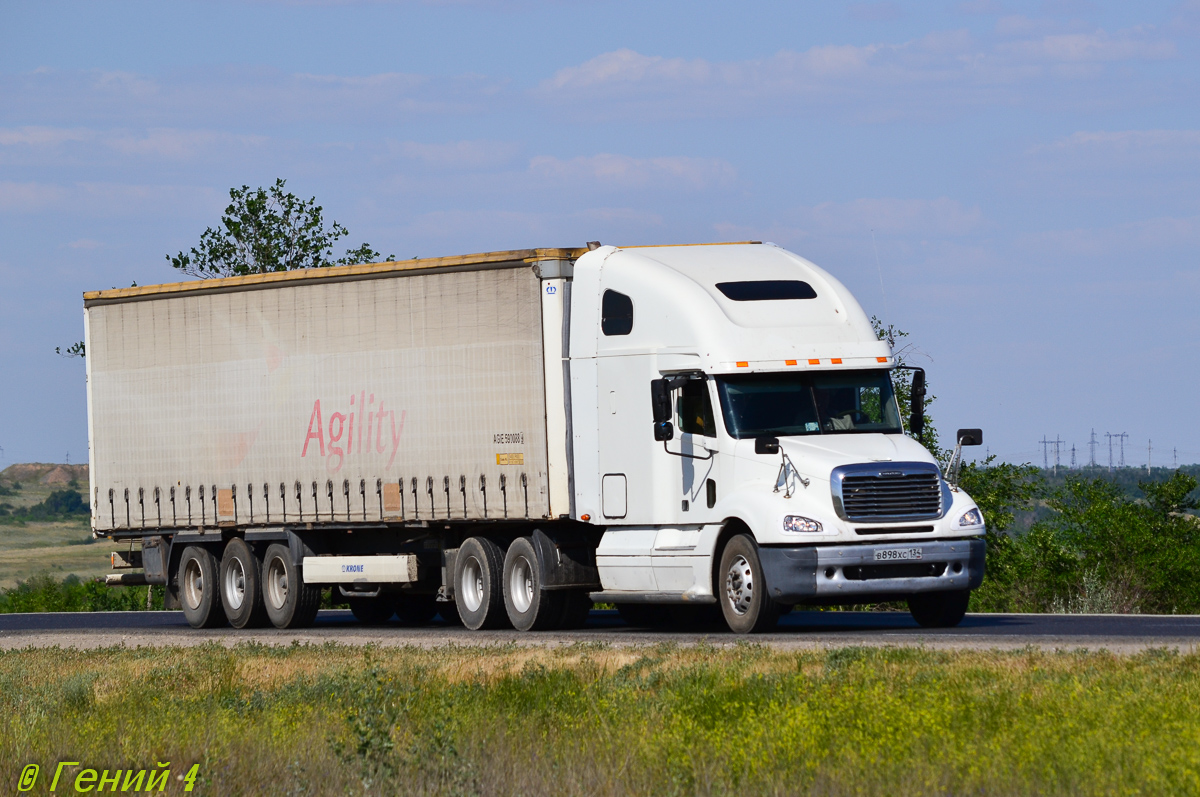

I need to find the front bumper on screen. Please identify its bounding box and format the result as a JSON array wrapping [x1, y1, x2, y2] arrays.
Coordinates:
[[758, 539, 985, 604]]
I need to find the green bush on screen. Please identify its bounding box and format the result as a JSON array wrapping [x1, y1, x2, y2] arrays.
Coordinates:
[[0, 573, 164, 613]]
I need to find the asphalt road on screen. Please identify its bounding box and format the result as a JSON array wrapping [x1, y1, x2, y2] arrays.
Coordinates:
[[3, 609, 1199, 651]]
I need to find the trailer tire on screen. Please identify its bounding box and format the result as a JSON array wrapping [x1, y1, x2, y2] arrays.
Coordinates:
[[455, 537, 509, 630], [718, 534, 783, 634], [220, 538, 269, 629], [179, 545, 226, 629], [394, 594, 439, 626], [502, 536, 564, 631], [907, 589, 970, 628], [348, 595, 395, 625], [262, 543, 321, 629]]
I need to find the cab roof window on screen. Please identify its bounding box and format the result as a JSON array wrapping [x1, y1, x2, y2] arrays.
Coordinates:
[[602, 290, 633, 336], [716, 280, 817, 301]]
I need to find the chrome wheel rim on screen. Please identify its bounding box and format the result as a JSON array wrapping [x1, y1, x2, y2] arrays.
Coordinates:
[[725, 554, 754, 616], [509, 555, 534, 614], [266, 556, 289, 610], [182, 558, 204, 611], [460, 556, 484, 612], [224, 557, 246, 611]]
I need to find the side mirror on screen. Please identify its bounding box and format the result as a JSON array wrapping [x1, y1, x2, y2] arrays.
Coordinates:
[[654, 421, 674, 442], [650, 379, 671, 424], [957, 428, 983, 447], [909, 368, 926, 440], [755, 436, 780, 455]]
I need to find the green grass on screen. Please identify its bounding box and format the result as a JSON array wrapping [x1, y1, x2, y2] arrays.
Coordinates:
[[2, 644, 1198, 796]]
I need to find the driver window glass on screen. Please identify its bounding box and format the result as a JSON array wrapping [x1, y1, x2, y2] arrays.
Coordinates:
[[601, 290, 633, 336], [676, 381, 716, 437]]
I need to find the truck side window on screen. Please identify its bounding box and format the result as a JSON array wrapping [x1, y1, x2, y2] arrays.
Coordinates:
[[676, 380, 716, 437], [601, 290, 633, 336]]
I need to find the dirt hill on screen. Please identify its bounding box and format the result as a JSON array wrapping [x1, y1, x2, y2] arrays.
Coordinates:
[[0, 463, 89, 485]]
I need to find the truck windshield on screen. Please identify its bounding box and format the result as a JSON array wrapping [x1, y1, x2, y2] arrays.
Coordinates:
[[715, 370, 903, 438]]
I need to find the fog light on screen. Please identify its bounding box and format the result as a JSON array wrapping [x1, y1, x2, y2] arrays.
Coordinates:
[[783, 515, 822, 533]]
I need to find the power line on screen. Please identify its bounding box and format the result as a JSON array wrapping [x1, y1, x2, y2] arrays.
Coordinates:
[[1040, 436, 1051, 470], [1147, 439, 1152, 475], [1105, 432, 1115, 472], [1117, 432, 1129, 467], [1088, 429, 1098, 468], [1070, 444, 1077, 469]]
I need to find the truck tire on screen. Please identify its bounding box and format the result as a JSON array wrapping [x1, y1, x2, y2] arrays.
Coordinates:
[[502, 536, 564, 631], [220, 538, 269, 629], [908, 589, 970, 628], [454, 536, 509, 630], [394, 593, 439, 625], [178, 545, 226, 629], [718, 534, 783, 634], [262, 543, 321, 629], [347, 595, 395, 624]]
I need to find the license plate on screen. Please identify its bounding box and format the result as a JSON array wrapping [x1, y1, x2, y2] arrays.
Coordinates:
[[874, 548, 922, 562]]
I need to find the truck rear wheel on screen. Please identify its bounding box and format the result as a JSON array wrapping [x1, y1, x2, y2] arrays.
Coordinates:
[[262, 543, 321, 629], [503, 536, 564, 631], [908, 589, 970, 628], [179, 545, 226, 628], [718, 534, 783, 634], [220, 538, 269, 629], [454, 537, 509, 630]]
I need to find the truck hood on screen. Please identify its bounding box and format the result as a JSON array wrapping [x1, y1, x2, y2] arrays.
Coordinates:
[[776, 434, 937, 481]]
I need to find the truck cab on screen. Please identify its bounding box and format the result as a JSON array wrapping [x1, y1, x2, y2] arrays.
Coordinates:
[[567, 242, 985, 631]]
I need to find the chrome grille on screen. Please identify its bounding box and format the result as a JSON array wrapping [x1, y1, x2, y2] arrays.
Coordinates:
[[832, 463, 943, 523]]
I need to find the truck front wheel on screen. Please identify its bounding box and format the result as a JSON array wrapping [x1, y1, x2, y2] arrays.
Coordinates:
[[179, 545, 226, 629], [454, 537, 509, 630], [502, 536, 564, 631], [907, 589, 970, 628], [262, 543, 321, 629], [718, 534, 783, 634]]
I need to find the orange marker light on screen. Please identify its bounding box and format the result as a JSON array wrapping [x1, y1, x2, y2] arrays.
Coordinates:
[[831, 358, 843, 364], [581, 514, 591, 522], [736, 361, 749, 368], [808, 358, 820, 365], [785, 359, 797, 366]]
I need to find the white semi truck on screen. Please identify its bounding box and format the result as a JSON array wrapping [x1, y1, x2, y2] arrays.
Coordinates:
[[86, 242, 986, 633]]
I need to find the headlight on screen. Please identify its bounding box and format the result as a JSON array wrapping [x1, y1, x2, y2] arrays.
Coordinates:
[[783, 515, 823, 533], [957, 508, 983, 528]]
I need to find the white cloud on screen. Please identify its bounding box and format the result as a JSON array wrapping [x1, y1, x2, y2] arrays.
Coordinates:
[[1038, 129, 1200, 155], [536, 26, 1177, 119], [796, 197, 983, 237], [0, 182, 68, 212], [393, 139, 519, 169], [1019, 214, 1200, 257], [0, 127, 93, 146], [0, 181, 220, 218], [106, 128, 269, 159], [528, 153, 737, 190]]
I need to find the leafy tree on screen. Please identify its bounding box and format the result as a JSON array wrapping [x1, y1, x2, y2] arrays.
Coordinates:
[[167, 178, 391, 278], [873, 317, 939, 455]]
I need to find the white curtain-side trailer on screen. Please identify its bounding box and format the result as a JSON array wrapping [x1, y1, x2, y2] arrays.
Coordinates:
[[87, 242, 986, 633]]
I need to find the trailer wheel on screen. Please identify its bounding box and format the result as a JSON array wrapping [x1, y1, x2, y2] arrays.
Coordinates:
[[179, 545, 226, 629], [501, 536, 565, 632], [394, 593, 439, 626], [348, 595, 395, 625], [454, 537, 509, 630], [220, 538, 269, 629], [262, 543, 321, 629], [718, 534, 783, 634], [907, 589, 970, 628]]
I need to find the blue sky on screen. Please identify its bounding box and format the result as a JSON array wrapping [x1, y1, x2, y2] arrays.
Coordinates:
[[2, 0, 1198, 469]]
